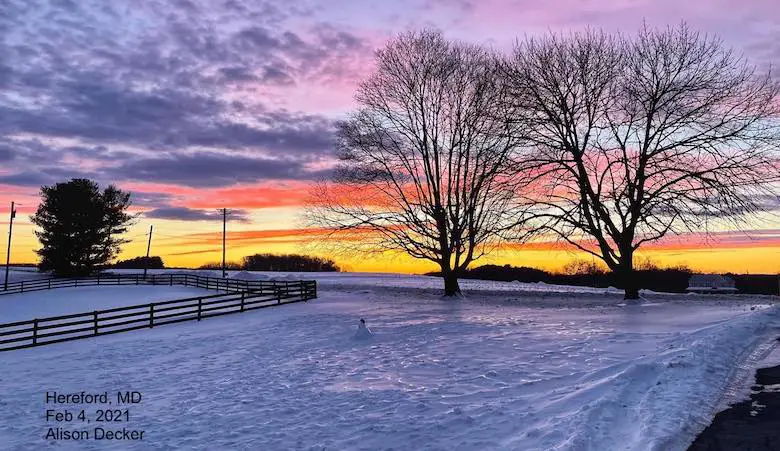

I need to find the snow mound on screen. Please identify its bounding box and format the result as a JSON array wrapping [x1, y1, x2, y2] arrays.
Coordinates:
[[352, 319, 374, 340], [230, 271, 270, 281]]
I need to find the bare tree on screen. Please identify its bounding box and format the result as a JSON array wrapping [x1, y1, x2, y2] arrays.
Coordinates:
[[505, 24, 780, 299], [307, 30, 521, 296]]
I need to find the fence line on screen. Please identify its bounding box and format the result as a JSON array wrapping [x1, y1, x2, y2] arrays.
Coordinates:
[[0, 273, 317, 352], [0, 273, 316, 297]]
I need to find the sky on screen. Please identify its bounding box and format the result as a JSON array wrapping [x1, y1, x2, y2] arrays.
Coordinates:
[[1, 0, 779, 274]]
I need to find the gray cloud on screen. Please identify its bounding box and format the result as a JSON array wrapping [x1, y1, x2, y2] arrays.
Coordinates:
[[0, 0, 368, 191], [110, 152, 332, 187], [0, 172, 52, 187], [0, 144, 16, 162], [145, 207, 251, 222], [218, 66, 259, 83], [130, 192, 175, 208], [0, 168, 99, 187]]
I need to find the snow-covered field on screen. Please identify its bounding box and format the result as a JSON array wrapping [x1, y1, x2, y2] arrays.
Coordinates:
[[2, 266, 52, 284], [0, 270, 778, 450], [0, 286, 218, 323]]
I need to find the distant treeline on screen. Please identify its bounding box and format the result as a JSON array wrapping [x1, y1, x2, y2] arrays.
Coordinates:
[[111, 256, 165, 270], [199, 253, 340, 272], [733, 275, 780, 296], [427, 263, 779, 295]]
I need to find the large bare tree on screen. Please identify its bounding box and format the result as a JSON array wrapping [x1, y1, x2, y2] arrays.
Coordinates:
[[308, 30, 521, 296], [505, 24, 780, 299]]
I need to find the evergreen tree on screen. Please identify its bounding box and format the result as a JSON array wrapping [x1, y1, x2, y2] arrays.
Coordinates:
[[31, 179, 134, 276]]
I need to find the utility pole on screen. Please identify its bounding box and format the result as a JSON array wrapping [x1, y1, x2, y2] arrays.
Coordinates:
[[143, 225, 153, 279], [222, 208, 227, 278], [4, 201, 16, 291]]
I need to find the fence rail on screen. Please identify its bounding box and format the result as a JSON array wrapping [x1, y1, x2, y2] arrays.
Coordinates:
[[0, 273, 316, 297], [0, 273, 317, 351]]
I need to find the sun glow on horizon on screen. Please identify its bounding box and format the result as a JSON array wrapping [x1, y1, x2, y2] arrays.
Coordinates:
[[3, 210, 778, 275]]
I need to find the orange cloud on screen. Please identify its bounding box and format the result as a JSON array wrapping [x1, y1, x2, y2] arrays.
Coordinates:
[[184, 183, 312, 209]]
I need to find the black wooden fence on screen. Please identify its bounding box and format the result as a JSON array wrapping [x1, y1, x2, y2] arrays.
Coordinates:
[[0, 273, 316, 297], [0, 274, 317, 352]]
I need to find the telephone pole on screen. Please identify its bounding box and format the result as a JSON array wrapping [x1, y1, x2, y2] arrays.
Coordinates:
[[222, 208, 227, 278], [143, 225, 153, 279], [4, 201, 16, 291]]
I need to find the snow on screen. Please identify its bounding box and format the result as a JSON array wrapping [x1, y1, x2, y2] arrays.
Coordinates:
[[0, 271, 778, 450], [2, 267, 53, 284], [0, 285, 219, 323], [352, 319, 374, 341], [117, 269, 622, 294], [229, 270, 269, 281]]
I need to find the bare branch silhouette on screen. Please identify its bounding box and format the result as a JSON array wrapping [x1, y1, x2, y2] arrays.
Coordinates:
[[306, 30, 525, 295], [505, 23, 780, 299]]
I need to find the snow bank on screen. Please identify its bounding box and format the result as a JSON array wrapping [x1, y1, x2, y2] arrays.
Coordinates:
[[561, 307, 778, 451], [230, 270, 269, 281]]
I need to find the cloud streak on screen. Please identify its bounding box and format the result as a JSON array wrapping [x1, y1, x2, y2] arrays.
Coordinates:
[[144, 207, 251, 223]]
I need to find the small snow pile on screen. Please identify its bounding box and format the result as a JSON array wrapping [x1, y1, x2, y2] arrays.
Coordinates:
[[167, 269, 222, 279], [352, 318, 374, 340], [230, 271, 270, 281]]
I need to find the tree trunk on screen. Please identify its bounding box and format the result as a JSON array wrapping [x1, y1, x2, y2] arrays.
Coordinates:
[[623, 271, 639, 300], [442, 268, 461, 296], [619, 253, 639, 300]]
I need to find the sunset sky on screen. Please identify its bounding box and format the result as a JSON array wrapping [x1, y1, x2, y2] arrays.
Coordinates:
[[1, 0, 779, 274]]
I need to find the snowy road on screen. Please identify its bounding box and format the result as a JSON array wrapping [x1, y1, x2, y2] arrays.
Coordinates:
[[0, 273, 777, 450]]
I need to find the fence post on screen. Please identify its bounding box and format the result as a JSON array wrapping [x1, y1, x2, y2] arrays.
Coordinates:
[[93, 311, 98, 335], [240, 292, 245, 312], [32, 319, 38, 345], [170, 274, 173, 286], [149, 304, 154, 328], [48, 279, 51, 290], [20, 280, 24, 293], [197, 298, 202, 321], [136, 274, 139, 285]]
